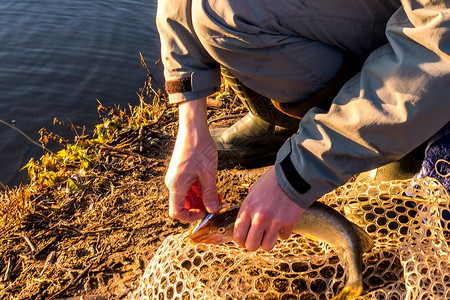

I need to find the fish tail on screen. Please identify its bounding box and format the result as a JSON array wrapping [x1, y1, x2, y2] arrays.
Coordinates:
[[351, 223, 374, 253], [332, 224, 371, 300], [331, 284, 363, 300]]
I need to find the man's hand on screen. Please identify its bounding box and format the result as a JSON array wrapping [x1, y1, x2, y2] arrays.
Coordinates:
[[165, 98, 220, 222], [233, 166, 305, 251]]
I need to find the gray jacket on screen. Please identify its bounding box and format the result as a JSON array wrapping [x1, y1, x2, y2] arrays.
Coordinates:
[[156, 0, 450, 208]]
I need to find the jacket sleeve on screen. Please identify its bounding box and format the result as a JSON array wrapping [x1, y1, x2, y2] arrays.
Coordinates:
[[156, 0, 221, 103], [275, 0, 450, 208]]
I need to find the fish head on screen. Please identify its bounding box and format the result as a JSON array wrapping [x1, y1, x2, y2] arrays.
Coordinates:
[[188, 207, 240, 244]]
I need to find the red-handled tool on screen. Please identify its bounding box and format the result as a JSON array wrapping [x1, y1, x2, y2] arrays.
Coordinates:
[[184, 181, 206, 211], [185, 181, 225, 235]]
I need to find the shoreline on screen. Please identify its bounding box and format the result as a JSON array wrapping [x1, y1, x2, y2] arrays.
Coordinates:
[[0, 78, 252, 298]]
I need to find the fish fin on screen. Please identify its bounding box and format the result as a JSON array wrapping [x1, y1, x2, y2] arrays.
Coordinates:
[[302, 233, 320, 242], [331, 285, 362, 300], [352, 224, 374, 253]]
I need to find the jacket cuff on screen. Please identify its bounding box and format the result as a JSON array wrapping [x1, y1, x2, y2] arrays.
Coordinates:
[[274, 139, 335, 209], [166, 69, 221, 104]]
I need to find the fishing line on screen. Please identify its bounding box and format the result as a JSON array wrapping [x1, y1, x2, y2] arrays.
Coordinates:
[[0, 118, 55, 155]]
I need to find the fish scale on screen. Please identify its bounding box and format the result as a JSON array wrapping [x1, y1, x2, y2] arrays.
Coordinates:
[[132, 179, 450, 300], [188, 201, 374, 300]]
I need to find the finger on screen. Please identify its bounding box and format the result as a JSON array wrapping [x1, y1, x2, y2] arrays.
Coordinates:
[[245, 215, 266, 251], [279, 223, 296, 240], [169, 191, 205, 222], [170, 204, 206, 222], [171, 209, 206, 222], [233, 211, 251, 248], [261, 227, 279, 252], [198, 171, 219, 213], [245, 227, 265, 252], [165, 172, 189, 217], [168, 191, 188, 220], [185, 209, 206, 222]]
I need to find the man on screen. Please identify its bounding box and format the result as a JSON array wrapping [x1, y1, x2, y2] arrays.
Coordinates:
[[158, 0, 450, 251]]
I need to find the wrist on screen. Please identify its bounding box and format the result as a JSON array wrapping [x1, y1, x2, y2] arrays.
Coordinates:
[[178, 98, 207, 125], [177, 98, 210, 138]]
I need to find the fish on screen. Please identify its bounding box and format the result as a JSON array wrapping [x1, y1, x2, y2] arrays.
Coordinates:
[[188, 201, 374, 300]]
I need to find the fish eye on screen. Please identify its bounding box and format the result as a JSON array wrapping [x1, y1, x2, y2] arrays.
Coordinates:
[[217, 227, 225, 234]]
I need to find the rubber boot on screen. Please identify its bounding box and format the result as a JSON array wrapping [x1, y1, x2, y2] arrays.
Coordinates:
[[212, 113, 299, 169], [353, 142, 426, 183], [213, 53, 366, 169], [212, 68, 299, 169]]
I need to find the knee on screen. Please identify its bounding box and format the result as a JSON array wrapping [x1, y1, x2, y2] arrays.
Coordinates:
[[192, 0, 272, 74], [156, 0, 193, 35], [191, 0, 226, 46], [191, 0, 254, 49], [155, 0, 172, 28]]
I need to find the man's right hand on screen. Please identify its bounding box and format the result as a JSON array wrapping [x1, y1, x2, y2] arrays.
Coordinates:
[[164, 98, 220, 222]]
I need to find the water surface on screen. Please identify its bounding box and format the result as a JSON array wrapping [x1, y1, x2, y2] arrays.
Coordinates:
[[0, 0, 163, 187]]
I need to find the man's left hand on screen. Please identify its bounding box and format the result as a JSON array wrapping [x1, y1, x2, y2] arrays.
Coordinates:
[[233, 166, 305, 251]]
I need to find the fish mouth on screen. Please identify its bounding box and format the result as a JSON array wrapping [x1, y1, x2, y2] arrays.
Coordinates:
[[187, 234, 209, 244], [189, 234, 232, 245], [190, 212, 216, 235]]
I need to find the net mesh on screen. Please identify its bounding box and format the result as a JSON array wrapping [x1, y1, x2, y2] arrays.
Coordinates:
[[130, 178, 450, 300]]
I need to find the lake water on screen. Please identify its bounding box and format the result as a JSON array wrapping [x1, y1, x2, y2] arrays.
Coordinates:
[[0, 0, 163, 187]]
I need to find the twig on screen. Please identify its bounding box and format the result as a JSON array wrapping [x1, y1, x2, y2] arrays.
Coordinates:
[[21, 232, 36, 253], [117, 229, 135, 251], [94, 243, 109, 265], [139, 52, 163, 92], [3, 255, 16, 282], [48, 221, 84, 236], [0, 180, 8, 191], [206, 98, 226, 109], [39, 251, 56, 276], [207, 113, 246, 125], [81, 227, 122, 235], [1, 234, 22, 241], [67, 119, 79, 138], [227, 95, 239, 115], [0, 283, 15, 295], [150, 106, 168, 127], [33, 235, 59, 258], [99, 144, 152, 162], [48, 263, 92, 300]]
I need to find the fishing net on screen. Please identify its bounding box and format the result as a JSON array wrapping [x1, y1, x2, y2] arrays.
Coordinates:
[[130, 178, 450, 300]]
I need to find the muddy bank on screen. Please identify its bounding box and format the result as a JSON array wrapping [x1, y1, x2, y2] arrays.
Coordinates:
[[0, 75, 254, 299]]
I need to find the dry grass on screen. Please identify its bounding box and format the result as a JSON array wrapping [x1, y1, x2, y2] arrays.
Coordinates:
[[0, 64, 248, 299]]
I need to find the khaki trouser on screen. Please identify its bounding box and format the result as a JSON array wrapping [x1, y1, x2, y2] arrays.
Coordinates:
[[157, 0, 450, 207]]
